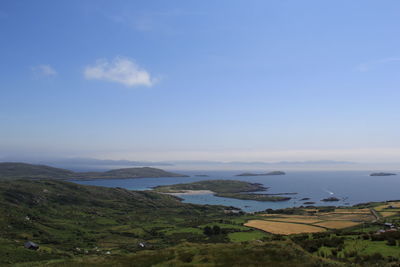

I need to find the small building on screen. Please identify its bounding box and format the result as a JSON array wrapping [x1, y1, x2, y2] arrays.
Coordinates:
[[384, 223, 395, 229], [24, 241, 39, 250]]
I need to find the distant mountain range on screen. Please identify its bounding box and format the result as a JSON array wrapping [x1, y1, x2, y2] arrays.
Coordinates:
[[164, 160, 356, 165], [2, 157, 356, 166], [0, 162, 188, 180]]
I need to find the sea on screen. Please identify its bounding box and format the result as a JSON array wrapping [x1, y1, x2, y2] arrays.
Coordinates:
[[72, 171, 400, 212]]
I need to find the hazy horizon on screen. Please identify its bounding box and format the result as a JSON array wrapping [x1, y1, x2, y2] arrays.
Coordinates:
[[1, 1, 400, 165]]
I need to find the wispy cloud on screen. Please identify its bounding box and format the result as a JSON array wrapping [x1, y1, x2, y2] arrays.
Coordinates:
[[356, 57, 400, 72], [31, 64, 57, 77], [84, 57, 154, 87]]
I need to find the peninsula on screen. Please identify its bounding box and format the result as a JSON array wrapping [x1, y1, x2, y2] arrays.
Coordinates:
[[0, 162, 188, 180], [321, 197, 340, 202], [370, 172, 397, 176], [153, 180, 292, 202]]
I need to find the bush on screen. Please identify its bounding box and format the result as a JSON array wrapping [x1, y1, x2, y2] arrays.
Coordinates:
[[387, 238, 396, 246]]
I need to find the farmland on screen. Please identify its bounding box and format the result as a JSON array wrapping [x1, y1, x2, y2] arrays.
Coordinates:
[[245, 220, 326, 235], [245, 207, 377, 234]]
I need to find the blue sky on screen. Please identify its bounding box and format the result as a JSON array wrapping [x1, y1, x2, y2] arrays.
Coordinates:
[[1, 0, 400, 163]]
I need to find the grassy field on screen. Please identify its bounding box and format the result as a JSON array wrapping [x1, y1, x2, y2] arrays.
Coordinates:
[[264, 217, 322, 224], [313, 220, 360, 229], [250, 207, 377, 234], [228, 230, 268, 242], [245, 220, 326, 235]]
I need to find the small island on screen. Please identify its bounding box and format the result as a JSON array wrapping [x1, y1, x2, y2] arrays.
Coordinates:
[[321, 197, 340, 202], [236, 171, 286, 176], [370, 172, 397, 176], [301, 198, 311, 201], [194, 174, 209, 177], [153, 180, 291, 202], [303, 201, 315, 205]]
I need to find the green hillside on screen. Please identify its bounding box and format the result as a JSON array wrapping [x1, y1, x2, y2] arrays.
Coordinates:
[[0, 162, 188, 180], [0, 162, 76, 179], [154, 180, 291, 202], [153, 180, 267, 194], [0, 179, 399, 266]]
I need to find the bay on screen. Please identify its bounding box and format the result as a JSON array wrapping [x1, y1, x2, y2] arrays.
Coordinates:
[[72, 171, 400, 212]]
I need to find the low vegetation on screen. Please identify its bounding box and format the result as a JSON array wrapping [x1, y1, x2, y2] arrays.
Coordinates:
[[154, 180, 293, 202], [1, 177, 400, 266], [0, 162, 188, 180], [153, 179, 267, 194]]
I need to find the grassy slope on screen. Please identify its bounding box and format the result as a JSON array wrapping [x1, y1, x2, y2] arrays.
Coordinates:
[[42, 241, 340, 267], [0, 179, 228, 265], [153, 180, 267, 194], [0, 162, 76, 179], [0, 162, 188, 180], [154, 180, 291, 201]]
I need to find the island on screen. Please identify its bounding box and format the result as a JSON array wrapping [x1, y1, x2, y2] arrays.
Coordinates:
[[236, 171, 286, 176], [194, 174, 209, 177], [153, 180, 292, 202], [0, 162, 189, 180], [301, 198, 311, 201], [370, 172, 397, 176], [321, 197, 340, 202], [303, 201, 316, 205]]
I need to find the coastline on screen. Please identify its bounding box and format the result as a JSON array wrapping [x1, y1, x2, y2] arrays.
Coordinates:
[[164, 190, 214, 195]]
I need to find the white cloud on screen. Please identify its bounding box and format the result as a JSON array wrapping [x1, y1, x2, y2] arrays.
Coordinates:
[[31, 64, 57, 77], [84, 57, 154, 87]]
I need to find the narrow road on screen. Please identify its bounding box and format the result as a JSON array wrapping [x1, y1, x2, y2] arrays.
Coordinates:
[[370, 209, 381, 222]]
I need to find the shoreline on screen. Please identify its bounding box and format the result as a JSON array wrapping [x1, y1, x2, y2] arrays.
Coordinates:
[[164, 190, 215, 195]]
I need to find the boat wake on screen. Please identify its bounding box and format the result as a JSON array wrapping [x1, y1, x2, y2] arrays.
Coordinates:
[[324, 189, 334, 195]]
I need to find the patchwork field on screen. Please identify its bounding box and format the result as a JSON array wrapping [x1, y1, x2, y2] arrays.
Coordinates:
[[380, 212, 398, 217], [245, 220, 326, 235], [266, 217, 322, 224], [318, 213, 375, 221], [246, 207, 378, 234], [314, 220, 360, 229], [375, 201, 400, 211]]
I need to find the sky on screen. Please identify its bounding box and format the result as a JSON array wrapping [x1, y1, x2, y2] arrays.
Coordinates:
[[1, 0, 400, 164]]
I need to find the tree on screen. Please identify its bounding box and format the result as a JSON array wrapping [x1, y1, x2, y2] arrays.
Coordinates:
[[212, 225, 221, 235], [203, 226, 213, 236]]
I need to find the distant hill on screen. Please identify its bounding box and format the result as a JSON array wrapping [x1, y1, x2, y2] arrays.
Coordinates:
[[0, 162, 188, 180], [370, 172, 397, 176], [236, 171, 286, 176], [0, 162, 76, 180], [81, 167, 189, 179]]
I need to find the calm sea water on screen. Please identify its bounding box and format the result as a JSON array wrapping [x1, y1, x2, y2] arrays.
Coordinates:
[[72, 171, 400, 212]]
